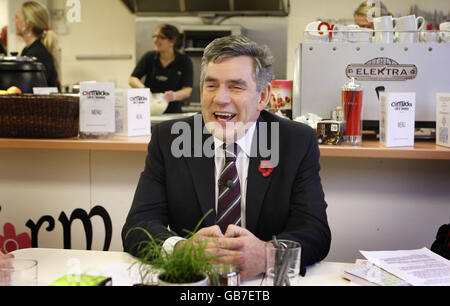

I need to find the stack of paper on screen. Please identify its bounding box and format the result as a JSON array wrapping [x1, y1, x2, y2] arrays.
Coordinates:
[[343, 248, 450, 286], [343, 260, 409, 286]]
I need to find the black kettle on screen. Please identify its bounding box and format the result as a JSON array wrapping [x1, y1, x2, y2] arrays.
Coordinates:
[[0, 56, 47, 93]]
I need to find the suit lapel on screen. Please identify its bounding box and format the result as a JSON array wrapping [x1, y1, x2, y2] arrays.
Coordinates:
[[186, 156, 216, 226], [186, 115, 216, 226], [246, 114, 275, 233]]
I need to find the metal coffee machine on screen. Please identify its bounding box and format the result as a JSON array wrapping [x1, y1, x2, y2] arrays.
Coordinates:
[[293, 43, 450, 133]]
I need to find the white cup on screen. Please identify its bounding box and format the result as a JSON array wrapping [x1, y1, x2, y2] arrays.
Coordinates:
[[330, 24, 347, 42], [304, 21, 329, 43], [420, 31, 438, 43], [348, 27, 373, 43], [439, 22, 450, 43], [373, 16, 394, 43], [394, 15, 425, 43], [346, 24, 361, 42], [358, 28, 373, 42]]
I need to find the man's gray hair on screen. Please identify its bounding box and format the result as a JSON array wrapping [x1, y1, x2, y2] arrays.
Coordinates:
[[200, 35, 274, 92]]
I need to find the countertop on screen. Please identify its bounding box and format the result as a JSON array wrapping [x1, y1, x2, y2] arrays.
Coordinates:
[[11, 248, 353, 286], [0, 136, 448, 160]]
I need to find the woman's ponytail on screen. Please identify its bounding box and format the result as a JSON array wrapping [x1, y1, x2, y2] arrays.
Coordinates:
[[41, 29, 61, 82]]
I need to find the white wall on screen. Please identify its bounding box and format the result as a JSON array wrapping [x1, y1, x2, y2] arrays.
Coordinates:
[[55, 0, 136, 88], [320, 157, 450, 262], [0, 0, 8, 28]]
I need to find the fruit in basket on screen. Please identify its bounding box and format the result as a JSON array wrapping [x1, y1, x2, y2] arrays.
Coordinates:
[[7, 86, 22, 94], [0, 90, 8, 95]]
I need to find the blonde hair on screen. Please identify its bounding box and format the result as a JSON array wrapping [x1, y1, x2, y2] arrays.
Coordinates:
[[354, 1, 391, 18], [21, 1, 61, 81]]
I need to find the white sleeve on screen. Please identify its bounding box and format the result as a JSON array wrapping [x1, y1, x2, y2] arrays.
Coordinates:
[[162, 236, 186, 254]]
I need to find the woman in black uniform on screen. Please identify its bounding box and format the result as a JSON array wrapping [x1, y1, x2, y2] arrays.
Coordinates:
[[15, 1, 60, 88], [129, 24, 193, 114]]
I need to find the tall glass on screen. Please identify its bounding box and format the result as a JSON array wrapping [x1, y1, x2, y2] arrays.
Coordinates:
[[264, 240, 301, 286], [342, 78, 363, 145], [0, 258, 38, 286]]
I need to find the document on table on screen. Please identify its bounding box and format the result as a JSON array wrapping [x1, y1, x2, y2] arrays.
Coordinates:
[[360, 248, 450, 286], [98, 263, 156, 286]]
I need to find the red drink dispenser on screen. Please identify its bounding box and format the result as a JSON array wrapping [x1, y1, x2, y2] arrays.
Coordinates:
[[342, 78, 363, 145]]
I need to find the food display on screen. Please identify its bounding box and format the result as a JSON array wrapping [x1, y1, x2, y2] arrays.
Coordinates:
[[269, 80, 292, 118], [0, 86, 23, 95]]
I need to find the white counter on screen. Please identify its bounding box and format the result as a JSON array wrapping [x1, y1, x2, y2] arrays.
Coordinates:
[[11, 248, 353, 286]]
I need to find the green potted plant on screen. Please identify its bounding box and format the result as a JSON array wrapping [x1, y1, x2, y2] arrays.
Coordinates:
[[126, 211, 219, 286]]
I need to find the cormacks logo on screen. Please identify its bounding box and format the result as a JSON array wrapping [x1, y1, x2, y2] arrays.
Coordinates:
[[391, 101, 413, 112], [82, 90, 110, 99], [346, 57, 417, 81], [129, 96, 148, 104]]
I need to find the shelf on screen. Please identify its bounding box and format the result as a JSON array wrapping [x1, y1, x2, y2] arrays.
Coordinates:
[[0, 136, 150, 152], [0, 137, 449, 160], [319, 140, 450, 160]]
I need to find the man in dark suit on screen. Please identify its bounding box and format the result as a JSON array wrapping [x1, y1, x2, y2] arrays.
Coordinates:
[[122, 36, 331, 279]]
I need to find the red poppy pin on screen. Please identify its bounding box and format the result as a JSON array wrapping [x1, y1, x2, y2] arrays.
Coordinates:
[[258, 160, 274, 177]]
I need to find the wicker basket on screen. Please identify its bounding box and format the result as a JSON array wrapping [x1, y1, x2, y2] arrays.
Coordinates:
[[0, 94, 79, 138]]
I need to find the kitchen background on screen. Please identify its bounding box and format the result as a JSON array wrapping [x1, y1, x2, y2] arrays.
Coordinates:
[[1, 0, 449, 92]]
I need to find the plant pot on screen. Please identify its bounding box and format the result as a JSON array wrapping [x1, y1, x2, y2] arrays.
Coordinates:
[[157, 273, 208, 286]]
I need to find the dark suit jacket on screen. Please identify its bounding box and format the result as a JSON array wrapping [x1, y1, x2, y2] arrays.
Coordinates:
[[122, 110, 331, 272]]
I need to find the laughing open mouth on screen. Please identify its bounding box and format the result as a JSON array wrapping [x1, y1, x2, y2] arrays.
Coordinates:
[[214, 112, 236, 122]]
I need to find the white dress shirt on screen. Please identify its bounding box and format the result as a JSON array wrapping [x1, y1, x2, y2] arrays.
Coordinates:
[[163, 122, 257, 253], [213, 122, 256, 229]]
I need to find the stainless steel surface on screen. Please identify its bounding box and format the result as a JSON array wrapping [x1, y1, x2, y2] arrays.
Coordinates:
[[122, 0, 290, 17], [75, 55, 133, 61], [151, 112, 199, 124]]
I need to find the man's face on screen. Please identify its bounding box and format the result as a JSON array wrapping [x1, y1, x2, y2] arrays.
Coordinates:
[[201, 56, 270, 142]]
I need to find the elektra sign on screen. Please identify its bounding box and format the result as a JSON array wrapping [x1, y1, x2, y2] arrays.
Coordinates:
[[346, 57, 418, 81]]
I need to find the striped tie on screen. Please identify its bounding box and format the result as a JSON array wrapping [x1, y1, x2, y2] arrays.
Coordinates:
[[216, 143, 241, 234]]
